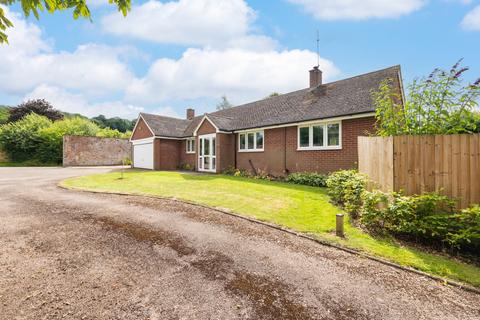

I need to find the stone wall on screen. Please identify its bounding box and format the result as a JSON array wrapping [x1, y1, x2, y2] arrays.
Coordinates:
[[63, 135, 131, 166], [0, 149, 8, 162]]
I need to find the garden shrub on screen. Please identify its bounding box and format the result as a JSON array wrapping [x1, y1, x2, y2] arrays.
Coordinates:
[[222, 166, 272, 179], [178, 163, 195, 171], [122, 157, 132, 166], [360, 190, 479, 252], [0, 113, 52, 161], [447, 206, 480, 250], [285, 172, 327, 187], [252, 169, 273, 180], [223, 166, 248, 177], [96, 127, 131, 138], [0, 112, 129, 164], [326, 170, 367, 217], [233, 168, 252, 178], [360, 190, 391, 231]]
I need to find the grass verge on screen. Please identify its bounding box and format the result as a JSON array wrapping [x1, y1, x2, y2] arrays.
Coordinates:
[[0, 160, 59, 167], [61, 170, 480, 287]]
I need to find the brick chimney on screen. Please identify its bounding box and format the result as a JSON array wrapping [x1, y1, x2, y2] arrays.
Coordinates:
[[309, 66, 322, 88], [186, 108, 195, 120]]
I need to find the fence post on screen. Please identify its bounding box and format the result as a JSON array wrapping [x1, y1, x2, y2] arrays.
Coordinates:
[[336, 214, 344, 237]]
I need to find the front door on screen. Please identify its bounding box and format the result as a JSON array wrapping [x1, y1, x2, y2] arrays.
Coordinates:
[[198, 134, 216, 172]]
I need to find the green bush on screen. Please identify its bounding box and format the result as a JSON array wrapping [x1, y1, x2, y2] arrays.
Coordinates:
[[286, 172, 327, 187], [122, 157, 132, 166], [222, 166, 250, 177], [448, 206, 480, 250], [0, 113, 52, 161], [37, 117, 100, 163], [178, 163, 195, 171], [96, 128, 131, 139], [360, 189, 391, 230], [326, 170, 367, 217], [0, 113, 126, 164], [361, 190, 479, 251]]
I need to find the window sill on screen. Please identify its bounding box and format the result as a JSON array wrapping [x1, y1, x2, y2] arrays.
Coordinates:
[[186, 151, 196, 154], [238, 149, 264, 153], [297, 146, 342, 151]]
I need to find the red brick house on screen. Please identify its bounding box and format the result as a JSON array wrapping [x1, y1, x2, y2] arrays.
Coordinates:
[[130, 65, 404, 175]]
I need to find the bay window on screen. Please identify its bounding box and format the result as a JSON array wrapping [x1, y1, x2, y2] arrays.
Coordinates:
[[239, 130, 264, 152], [297, 121, 341, 150]]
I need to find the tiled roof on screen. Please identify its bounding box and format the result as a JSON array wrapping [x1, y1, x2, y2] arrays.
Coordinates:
[[140, 65, 402, 137], [139, 113, 192, 138]]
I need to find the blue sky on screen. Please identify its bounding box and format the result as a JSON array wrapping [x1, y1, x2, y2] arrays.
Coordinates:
[[1, 0, 479, 119]]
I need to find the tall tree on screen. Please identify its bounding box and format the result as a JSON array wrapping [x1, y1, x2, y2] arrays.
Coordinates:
[[0, 105, 10, 124], [216, 95, 233, 111], [0, 0, 131, 44], [92, 115, 134, 133], [8, 99, 63, 123]]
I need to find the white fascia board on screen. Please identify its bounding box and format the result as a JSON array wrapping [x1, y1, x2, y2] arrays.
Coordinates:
[[131, 137, 155, 145]]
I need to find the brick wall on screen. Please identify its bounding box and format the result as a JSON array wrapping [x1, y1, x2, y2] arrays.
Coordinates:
[[236, 127, 287, 176], [216, 133, 235, 172], [179, 139, 196, 169], [63, 135, 131, 166], [236, 117, 376, 175], [131, 118, 153, 140], [197, 118, 216, 135], [154, 138, 181, 170], [0, 149, 8, 162]]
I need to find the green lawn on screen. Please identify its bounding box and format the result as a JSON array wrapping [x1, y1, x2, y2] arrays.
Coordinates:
[[61, 170, 480, 287]]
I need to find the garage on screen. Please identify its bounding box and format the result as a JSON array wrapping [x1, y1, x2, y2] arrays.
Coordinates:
[[133, 140, 154, 169]]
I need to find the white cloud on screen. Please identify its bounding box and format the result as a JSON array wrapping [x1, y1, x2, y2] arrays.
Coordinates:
[[125, 47, 339, 105], [2, 3, 341, 119], [24, 85, 144, 119], [101, 0, 259, 48], [23, 85, 180, 119], [461, 5, 480, 30], [0, 7, 134, 96], [288, 0, 426, 20]]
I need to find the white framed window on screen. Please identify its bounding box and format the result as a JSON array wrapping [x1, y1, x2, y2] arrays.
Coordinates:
[[238, 130, 264, 152], [298, 121, 341, 150], [186, 138, 195, 153]]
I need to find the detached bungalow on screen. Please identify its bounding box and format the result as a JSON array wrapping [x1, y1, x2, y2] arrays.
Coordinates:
[[130, 65, 403, 175]]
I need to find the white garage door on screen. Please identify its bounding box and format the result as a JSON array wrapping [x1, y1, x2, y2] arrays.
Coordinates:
[[133, 142, 154, 169]]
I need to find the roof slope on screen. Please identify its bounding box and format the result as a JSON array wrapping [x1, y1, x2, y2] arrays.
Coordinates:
[[139, 113, 192, 138], [140, 65, 402, 137]]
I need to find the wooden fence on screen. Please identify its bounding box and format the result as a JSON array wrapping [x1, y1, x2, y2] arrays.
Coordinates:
[[358, 134, 480, 208]]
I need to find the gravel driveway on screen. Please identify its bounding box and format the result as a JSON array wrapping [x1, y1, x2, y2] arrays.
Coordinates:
[[0, 167, 479, 320]]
